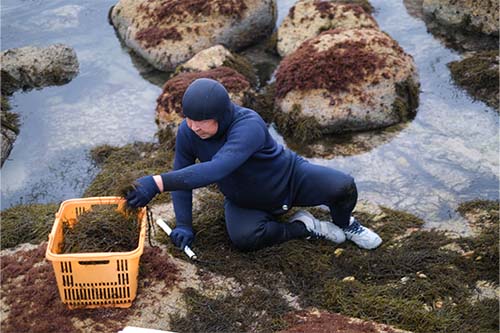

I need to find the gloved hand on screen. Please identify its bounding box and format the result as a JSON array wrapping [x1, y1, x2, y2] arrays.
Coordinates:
[[170, 226, 194, 250], [126, 175, 160, 208]]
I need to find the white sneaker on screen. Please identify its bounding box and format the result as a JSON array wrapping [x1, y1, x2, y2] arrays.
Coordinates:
[[343, 217, 382, 250], [289, 210, 346, 244]]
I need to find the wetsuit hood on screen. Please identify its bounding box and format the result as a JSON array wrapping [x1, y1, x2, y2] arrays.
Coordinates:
[[182, 78, 234, 138]]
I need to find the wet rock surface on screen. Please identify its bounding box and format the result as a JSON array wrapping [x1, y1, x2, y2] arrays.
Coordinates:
[[0, 44, 79, 95], [110, 0, 276, 71], [277, 0, 378, 57], [275, 28, 419, 138]]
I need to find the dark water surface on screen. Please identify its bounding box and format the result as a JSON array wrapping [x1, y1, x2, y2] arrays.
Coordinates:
[[1, 0, 498, 234]]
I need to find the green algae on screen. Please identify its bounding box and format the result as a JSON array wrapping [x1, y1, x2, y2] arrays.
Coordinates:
[[246, 83, 276, 124], [1, 95, 20, 135], [222, 54, 258, 88], [0, 203, 59, 250], [392, 77, 420, 121], [448, 51, 499, 110], [273, 104, 323, 143], [84, 142, 173, 205], [170, 286, 290, 333], [159, 193, 499, 333], [61, 205, 140, 253]]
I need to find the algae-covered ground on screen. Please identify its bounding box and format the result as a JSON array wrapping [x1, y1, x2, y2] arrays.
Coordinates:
[[1, 195, 498, 332]]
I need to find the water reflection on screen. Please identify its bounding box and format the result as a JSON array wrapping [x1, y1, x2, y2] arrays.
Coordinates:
[[1, 0, 498, 235], [1, 0, 160, 208]]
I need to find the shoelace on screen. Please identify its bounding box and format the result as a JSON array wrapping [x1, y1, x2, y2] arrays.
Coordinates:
[[344, 220, 364, 235]]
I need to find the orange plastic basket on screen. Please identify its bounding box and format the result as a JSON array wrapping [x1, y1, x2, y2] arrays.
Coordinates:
[[45, 197, 146, 309]]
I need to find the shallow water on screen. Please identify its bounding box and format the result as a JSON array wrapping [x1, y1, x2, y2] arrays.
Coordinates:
[[1, 0, 498, 234]]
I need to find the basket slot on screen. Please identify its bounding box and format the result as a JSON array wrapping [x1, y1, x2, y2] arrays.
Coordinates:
[[117, 259, 128, 272], [78, 260, 110, 265], [75, 206, 86, 217], [60, 261, 72, 273], [62, 274, 73, 287]]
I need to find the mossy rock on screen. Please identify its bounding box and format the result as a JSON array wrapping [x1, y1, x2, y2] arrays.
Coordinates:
[[0, 203, 59, 249], [448, 51, 499, 110]]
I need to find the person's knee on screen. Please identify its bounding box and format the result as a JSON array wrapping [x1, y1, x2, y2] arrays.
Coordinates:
[[327, 174, 356, 201], [343, 175, 357, 196], [227, 223, 266, 252]]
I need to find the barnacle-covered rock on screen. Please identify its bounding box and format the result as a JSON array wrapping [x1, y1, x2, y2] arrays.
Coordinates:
[[423, 0, 499, 36], [277, 0, 377, 57], [275, 28, 419, 138], [156, 67, 253, 134], [110, 0, 276, 71]]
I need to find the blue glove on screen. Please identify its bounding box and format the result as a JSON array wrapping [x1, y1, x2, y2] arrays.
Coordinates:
[[170, 226, 194, 250], [126, 175, 160, 208]]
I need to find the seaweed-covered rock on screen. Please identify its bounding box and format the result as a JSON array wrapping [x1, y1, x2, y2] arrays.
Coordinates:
[[0, 44, 79, 95], [277, 0, 378, 57], [176, 44, 257, 87], [110, 0, 276, 71], [1, 96, 18, 167], [275, 28, 419, 137], [423, 0, 499, 36], [448, 50, 499, 110], [156, 67, 253, 133]]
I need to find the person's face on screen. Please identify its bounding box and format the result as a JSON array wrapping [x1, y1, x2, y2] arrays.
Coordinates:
[[186, 118, 218, 139]]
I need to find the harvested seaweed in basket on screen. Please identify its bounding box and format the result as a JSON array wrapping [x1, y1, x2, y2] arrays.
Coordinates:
[[61, 205, 140, 253]]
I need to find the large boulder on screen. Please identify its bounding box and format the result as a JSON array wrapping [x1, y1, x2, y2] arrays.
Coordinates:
[[423, 0, 499, 36], [277, 0, 378, 57], [0, 44, 79, 95], [275, 28, 419, 139], [110, 0, 276, 71], [156, 67, 253, 134]]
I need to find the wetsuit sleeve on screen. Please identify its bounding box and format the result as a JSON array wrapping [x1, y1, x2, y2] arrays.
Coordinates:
[[171, 124, 196, 228], [161, 121, 266, 191]]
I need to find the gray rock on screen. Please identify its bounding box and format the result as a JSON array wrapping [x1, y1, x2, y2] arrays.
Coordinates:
[[423, 0, 499, 36], [110, 0, 276, 71], [1, 44, 79, 95]]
